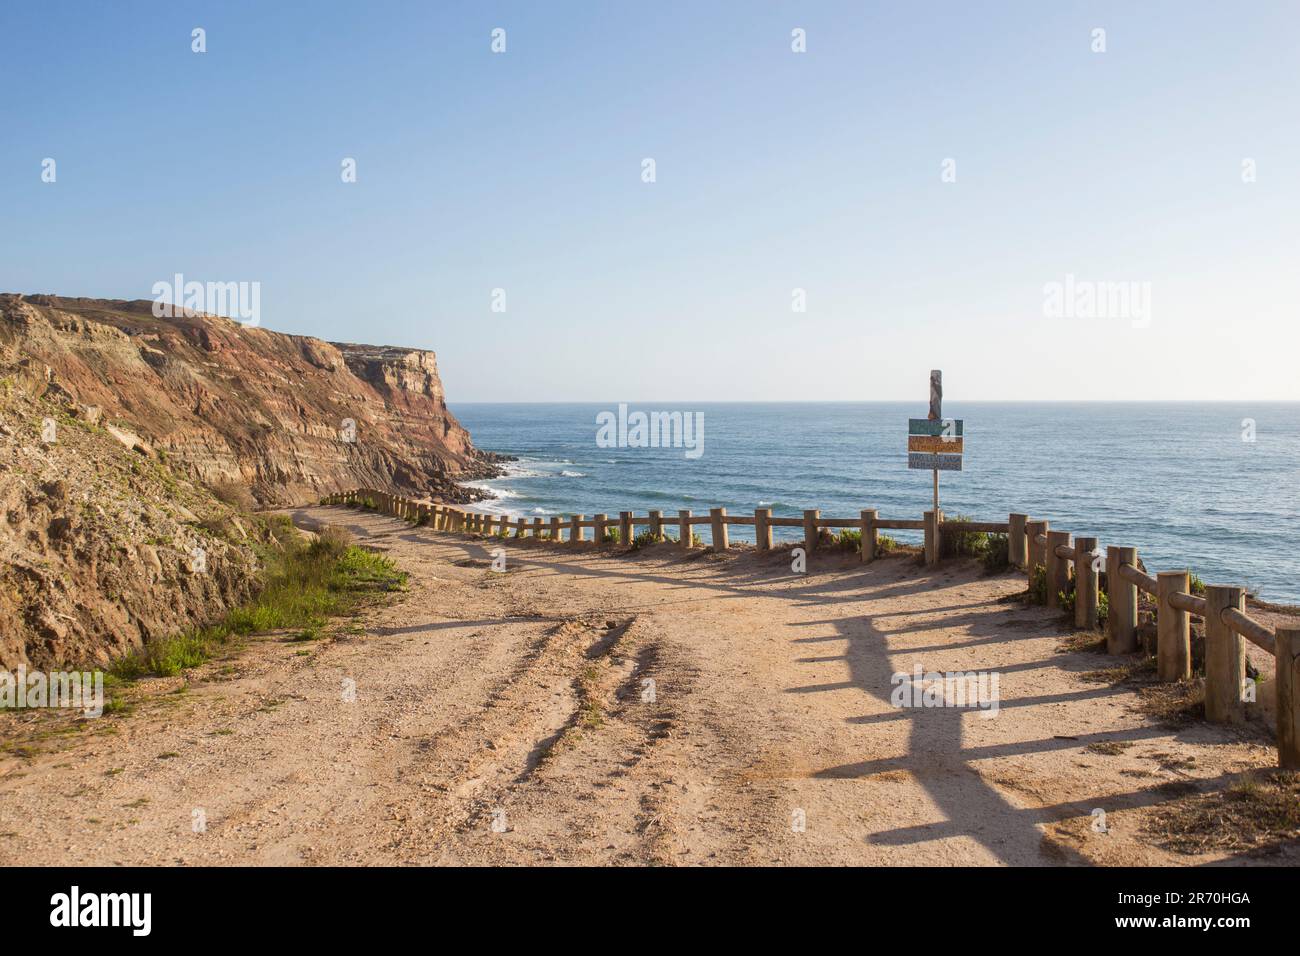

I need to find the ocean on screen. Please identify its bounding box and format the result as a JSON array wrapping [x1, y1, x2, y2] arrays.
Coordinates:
[[449, 402, 1300, 603]]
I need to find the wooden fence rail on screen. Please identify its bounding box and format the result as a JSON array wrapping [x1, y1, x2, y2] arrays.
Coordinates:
[[320, 489, 1295, 768]]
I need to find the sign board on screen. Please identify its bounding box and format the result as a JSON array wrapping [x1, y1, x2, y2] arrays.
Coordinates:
[[908, 452, 963, 471], [907, 418, 963, 471]]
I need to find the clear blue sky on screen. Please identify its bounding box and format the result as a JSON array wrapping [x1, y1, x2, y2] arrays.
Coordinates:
[[3, 1, 1297, 401]]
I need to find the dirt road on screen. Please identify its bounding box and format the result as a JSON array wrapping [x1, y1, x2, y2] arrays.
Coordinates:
[[0, 507, 1285, 865]]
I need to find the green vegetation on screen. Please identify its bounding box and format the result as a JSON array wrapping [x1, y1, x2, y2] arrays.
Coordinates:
[[980, 534, 1010, 572], [602, 527, 621, 544], [943, 517, 1009, 572], [1188, 573, 1206, 596], [1027, 564, 1048, 604], [111, 523, 405, 680], [631, 528, 665, 549], [832, 529, 861, 552], [945, 515, 988, 558]]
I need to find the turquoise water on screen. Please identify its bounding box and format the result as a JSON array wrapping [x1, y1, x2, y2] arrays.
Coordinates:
[[449, 402, 1300, 603]]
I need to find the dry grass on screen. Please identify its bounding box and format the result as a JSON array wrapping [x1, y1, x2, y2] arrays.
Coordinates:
[[1136, 678, 1206, 726], [1145, 770, 1300, 855], [1057, 630, 1107, 654], [1084, 740, 1133, 756]]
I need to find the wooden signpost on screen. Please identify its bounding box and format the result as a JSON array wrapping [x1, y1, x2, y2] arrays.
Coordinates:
[[908, 371, 962, 561]]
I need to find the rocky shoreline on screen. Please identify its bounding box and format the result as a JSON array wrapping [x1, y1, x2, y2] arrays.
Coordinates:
[[438, 450, 514, 504]]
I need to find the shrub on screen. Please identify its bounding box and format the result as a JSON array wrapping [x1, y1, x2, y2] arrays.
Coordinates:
[[602, 527, 621, 544], [1027, 564, 1048, 604], [945, 514, 989, 558], [980, 534, 1010, 572], [631, 529, 664, 549], [211, 480, 258, 513], [314, 524, 354, 558], [1189, 573, 1206, 596], [833, 529, 862, 552], [876, 534, 898, 553]]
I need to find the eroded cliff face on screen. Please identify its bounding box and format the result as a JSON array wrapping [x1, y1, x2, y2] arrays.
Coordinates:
[[0, 295, 494, 505], [0, 372, 265, 670]]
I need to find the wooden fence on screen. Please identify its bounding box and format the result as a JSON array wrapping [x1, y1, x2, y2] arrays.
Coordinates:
[[320, 489, 1298, 769]]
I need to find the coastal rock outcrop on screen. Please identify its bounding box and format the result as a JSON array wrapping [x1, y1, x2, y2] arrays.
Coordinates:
[[0, 294, 497, 506]]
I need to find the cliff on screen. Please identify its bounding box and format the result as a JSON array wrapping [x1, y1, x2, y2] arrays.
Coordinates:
[[0, 372, 265, 670], [0, 294, 496, 506]]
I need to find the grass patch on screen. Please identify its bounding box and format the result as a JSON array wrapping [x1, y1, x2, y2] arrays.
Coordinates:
[[1084, 740, 1133, 756], [1145, 770, 1300, 855], [630, 529, 665, 550], [110, 523, 404, 680], [576, 665, 605, 729], [1136, 677, 1206, 726]]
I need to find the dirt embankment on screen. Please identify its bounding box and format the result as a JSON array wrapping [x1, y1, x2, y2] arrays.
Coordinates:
[[1, 508, 1291, 866]]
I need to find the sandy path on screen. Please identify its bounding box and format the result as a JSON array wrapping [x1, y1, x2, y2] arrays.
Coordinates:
[[0, 507, 1286, 866]]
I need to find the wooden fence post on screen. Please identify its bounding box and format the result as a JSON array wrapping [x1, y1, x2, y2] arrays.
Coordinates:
[[1026, 519, 1049, 575], [924, 511, 942, 566], [648, 510, 662, 540], [593, 514, 607, 543], [1106, 546, 1138, 654], [860, 509, 878, 563], [570, 514, 583, 545], [755, 508, 772, 552], [618, 511, 632, 545], [710, 507, 728, 552], [1045, 530, 1071, 609], [1156, 570, 1191, 681], [678, 510, 692, 548], [532, 517, 543, 538], [1276, 627, 1300, 769], [483, 515, 496, 535], [1008, 514, 1028, 569], [550, 516, 561, 540], [1073, 537, 1099, 630], [803, 509, 820, 552], [1204, 585, 1247, 725]]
